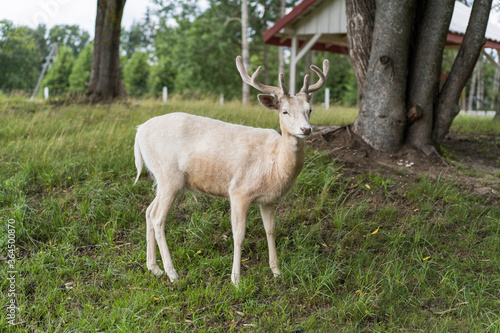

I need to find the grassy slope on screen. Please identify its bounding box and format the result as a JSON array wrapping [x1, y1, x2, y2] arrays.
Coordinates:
[[1, 97, 499, 332]]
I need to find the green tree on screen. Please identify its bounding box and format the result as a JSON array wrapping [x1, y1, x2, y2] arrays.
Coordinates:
[[121, 10, 156, 59], [123, 52, 150, 97], [0, 20, 41, 90], [42, 46, 75, 94], [149, 57, 176, 97], [48, 25, 90, 57], [69, 43, 93, 93]]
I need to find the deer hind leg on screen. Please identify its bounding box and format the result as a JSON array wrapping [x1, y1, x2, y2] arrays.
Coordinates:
[[229, 194, 250, 286], [146, 197, 163, 276], [146, 183, 181, 282], [259, 203, 281, 277]]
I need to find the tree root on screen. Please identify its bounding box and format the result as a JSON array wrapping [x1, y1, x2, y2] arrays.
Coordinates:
[[421, 144, 449, 167]]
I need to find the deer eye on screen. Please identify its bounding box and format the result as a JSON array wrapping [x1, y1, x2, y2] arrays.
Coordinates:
[[308, 109, 312, 114], [281, 110, 289, 115]]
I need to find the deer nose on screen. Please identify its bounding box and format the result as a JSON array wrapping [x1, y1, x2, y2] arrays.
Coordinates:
[[300, 127, 312, 135]]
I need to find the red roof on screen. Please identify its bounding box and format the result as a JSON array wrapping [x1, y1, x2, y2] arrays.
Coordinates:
[[263, 0, 500, 54]]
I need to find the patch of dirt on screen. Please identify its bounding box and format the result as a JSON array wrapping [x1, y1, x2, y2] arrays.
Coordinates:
[[307, 125, 499, 200]]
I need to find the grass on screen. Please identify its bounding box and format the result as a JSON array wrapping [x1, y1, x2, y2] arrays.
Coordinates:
[[1, 96, 499, 332]]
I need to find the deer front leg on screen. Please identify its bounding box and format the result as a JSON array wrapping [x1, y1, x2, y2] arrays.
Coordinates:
[[229, 195, 250, 286], [259, 203, 281, 277]]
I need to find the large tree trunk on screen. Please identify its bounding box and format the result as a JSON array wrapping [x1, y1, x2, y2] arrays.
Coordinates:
[[346, 0, 375, 92], [432, 0, 493, 145], [241, 0, 250, 105], [347, 0, 493, 152], [405, 0, 455, 154], [353, 0, 417, 152], [88, 0, 127, 102]]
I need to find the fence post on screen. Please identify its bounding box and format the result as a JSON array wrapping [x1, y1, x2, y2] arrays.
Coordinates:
[[163, 86, 168, 104], [44, 87, 49, 100], [220, 93, 224, 106]]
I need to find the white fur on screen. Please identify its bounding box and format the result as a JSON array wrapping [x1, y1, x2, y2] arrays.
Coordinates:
[[134, 57, 328, 286]]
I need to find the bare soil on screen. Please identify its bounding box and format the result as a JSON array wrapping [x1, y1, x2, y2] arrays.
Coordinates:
[[307, 125, 499, 201]]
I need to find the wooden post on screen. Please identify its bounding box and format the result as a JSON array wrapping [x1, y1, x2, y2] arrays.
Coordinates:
[[163, 86, 168, 104]]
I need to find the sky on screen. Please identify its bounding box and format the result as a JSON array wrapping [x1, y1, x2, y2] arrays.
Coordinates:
[[0, 0, 152, 36], [1, 1, 500, 39]]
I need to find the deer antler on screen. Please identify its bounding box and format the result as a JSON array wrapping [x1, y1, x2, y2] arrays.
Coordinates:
[[236, 56, 287, 96], [300, 59, 329, 94]]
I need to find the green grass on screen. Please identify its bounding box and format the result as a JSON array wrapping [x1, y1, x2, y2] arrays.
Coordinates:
[[1, 97, 499, 332], [452, 113, 500, 134]]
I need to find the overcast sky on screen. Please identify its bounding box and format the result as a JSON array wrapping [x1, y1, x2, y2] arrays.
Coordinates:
[[0, 0, 152, 35]]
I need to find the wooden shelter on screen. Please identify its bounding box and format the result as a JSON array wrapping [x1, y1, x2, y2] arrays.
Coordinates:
[[264, 0, 500, 94]]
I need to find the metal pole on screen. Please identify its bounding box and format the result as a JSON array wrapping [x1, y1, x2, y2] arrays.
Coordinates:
[[30, 43, 57, 100]]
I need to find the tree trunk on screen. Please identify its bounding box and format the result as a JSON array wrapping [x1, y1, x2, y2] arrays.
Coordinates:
[[432, 0, 493, 145], [353, 0, 417, 152], [405, 0, 455, 154], [468, 64, 477, 111], [278, 0, 286, 76], [495, 76, 500, 121], [345, 0, 376, 92], [264, 44, 269, 85], [477, 57, 484, 110], [492, 51, 500, 110], [88, 0, 127, 102], [495, 50, 500, 120], [241, 0, 250, 105]]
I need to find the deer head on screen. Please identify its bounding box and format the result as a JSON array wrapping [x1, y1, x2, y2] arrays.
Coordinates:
[[236, 56, 329, 138]]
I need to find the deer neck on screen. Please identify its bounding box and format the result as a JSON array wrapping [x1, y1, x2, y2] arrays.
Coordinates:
[[273, 130, 306, 190]]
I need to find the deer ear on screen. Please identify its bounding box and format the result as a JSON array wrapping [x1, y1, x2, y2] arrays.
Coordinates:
[[257, 94, 279, 111]]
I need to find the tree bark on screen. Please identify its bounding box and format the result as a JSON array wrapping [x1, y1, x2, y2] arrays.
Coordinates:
[[241, 0, 250, 105], [353, 0, 417, 152], [278, 0, 286, 76], [405, 0, 454, 153], [477, 57, 484, 110], [345, 0, 376, 92], [492, 51, 500, 110], [432, 0, 493, 145], [88, 0, 127, 102], [495, 78, 500, 120], [264, 44, 269, 85], [468, 64, 477, 110]]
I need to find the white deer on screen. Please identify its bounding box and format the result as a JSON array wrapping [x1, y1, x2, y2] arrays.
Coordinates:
[[134, 56, 329, 285]]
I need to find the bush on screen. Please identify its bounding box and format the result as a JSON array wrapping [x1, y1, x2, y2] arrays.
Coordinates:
[[123, 52, 150, 97], [42, 46, 75, 95], [69, 43, 93, 93], [148, 57, 176, 97]]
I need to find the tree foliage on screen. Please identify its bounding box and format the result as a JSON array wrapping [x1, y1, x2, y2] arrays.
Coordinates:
[[69, 43, 94, 93], [0, 21, 43, 90], [123, 52, 150, 97], [42, 46, 75, 94], [47, 25, 90, 57]]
